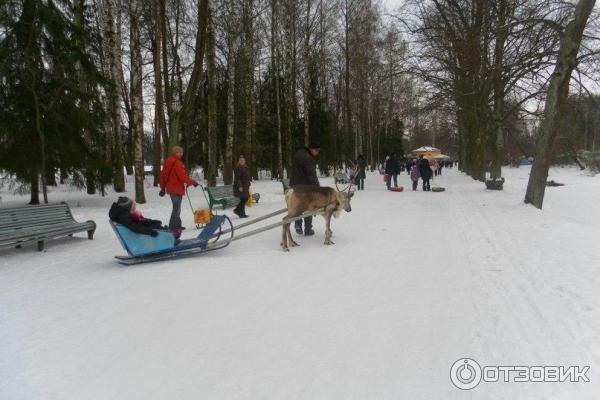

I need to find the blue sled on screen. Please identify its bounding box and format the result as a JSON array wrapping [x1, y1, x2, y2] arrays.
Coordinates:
[[111, 215, 233, 265]]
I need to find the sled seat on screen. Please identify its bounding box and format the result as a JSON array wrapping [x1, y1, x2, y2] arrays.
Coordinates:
[[0, 202, 96, 251], [110, 215, 229, 257], [205, 185, 260, 210]]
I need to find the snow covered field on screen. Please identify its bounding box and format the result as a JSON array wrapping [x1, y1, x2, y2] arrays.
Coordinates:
[[1, 166, 599, 399]]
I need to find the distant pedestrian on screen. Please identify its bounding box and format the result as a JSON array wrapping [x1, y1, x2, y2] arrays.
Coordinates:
[[159, 146, 198, 238], [410, 163, 420, 191], [233, 155, 251, 218], [418, 155, 432, 191], [355, 154, 366, 190], [385, 152, 400, 190]]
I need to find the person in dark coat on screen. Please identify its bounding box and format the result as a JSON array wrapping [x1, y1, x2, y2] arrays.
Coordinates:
[[384, 152, 400, 190], [405, 160, 412, 175], [418, 155, 432, 191], [109, 197, 164, 236], [355, 154, 366, 190], [233, 155, 251, 218], [289, 142, 320, 235]]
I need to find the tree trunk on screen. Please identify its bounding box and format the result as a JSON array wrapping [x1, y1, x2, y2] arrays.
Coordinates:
[[303, 0, 312, 147], [32, 89, 48, 204], [525, 0, 595, 209], [224, 41, 236, 185], [103, 0, 126, 192], [168, 0, 210, 150], [152, 0, 164, 187], [284, 0, 297, 173], [344, 0, 351, 161], [129, 0, 146, 203], [29, 174, 40, 205], [271, 0, 283, 179], [489, 4, 508, 182], [242, 0, 255, 177], [159, 0, 171, 156], [206, 5, 217, 186]]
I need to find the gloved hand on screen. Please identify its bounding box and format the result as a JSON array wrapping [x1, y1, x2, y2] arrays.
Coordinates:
[[159, 189, 166, 197], [150, 230, 159, 237]]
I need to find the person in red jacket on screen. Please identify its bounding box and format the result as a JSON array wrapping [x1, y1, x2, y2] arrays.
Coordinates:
[[159, 146, 198, 238]]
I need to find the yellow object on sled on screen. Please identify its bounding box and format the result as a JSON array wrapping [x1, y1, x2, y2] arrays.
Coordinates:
[[194, 208, 213, 225], [246, 189, 254, 207]]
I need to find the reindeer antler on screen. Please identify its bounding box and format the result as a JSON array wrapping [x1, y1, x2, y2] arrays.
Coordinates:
[[335, 180, 351, 192]]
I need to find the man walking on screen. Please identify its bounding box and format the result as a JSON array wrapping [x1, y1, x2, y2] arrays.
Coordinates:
[[289, 142, 320, 236]]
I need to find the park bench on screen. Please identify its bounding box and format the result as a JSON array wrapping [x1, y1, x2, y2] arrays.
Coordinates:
[[205, 185, 260, 211], [0, 202, 96, 251]]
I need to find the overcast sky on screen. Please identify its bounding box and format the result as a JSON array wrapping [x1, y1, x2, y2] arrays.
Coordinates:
[[381, 0, 404, 11]]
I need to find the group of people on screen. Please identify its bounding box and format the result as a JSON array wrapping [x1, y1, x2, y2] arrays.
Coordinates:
[[109, 145, 253, 240], [109, 142, 326, 240], [383, 154, 453, 192], [409, 155, 434, 191]]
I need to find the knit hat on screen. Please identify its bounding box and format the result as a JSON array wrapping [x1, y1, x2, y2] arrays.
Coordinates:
[[117, 196, 133, 209], [308, 142, 320, 149]]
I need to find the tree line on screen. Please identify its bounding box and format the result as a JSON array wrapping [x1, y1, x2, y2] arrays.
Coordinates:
[[0, 0, 598, 209]]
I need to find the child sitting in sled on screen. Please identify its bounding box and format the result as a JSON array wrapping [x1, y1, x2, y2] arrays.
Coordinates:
[[109, 197, 166, 237]]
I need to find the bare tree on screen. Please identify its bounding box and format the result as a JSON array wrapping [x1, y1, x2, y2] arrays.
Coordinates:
[[525, 0, 596, 208]]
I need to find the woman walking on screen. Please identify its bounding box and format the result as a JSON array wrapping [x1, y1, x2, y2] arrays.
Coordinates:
[[233, 154, 251, 218], [159, 146, 198, 238]]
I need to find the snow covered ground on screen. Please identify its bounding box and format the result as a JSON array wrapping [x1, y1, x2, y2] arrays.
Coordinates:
[[1, 166, 599, 399]]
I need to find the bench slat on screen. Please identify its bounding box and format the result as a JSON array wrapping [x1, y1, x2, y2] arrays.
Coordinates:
[[1, 222, 93, 235], [0, 222, 95, 240]]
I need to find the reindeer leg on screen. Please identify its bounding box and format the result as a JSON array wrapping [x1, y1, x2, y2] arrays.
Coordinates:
[[281, 218, 289, 251], [324, 209, 335, 245], [287, 220, 299, 247]]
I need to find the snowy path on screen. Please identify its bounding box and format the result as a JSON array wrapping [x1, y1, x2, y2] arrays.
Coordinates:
[[1, 167, 599, 399]]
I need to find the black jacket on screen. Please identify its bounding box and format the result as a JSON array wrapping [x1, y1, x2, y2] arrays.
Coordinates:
[[233, 165, 251, 198], [290, 147, 320, 187], [109, 203, 163, 236], [356, 157, 366, 179], [418, 158, 432, 179], [385, 156, 400, 175]]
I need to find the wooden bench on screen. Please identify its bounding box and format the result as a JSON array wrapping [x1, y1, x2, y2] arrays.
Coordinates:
[[0, 202, 96, 251], [205, 185, 260, 210]]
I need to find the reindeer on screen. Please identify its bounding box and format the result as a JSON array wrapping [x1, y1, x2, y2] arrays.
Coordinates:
[[280, 182, 354, 251]]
